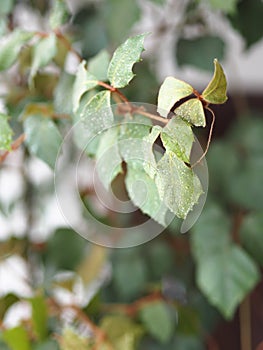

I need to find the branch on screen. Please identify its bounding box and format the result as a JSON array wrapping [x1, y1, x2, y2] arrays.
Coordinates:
[[0, 134, 26, 164]]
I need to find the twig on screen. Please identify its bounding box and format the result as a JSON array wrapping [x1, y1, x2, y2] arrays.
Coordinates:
[[191, 106, 215, 168], [240, 296, 252, 350], [0, 134, 26, 164]]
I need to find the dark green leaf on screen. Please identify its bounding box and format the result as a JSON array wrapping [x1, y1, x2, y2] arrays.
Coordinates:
[[88, 49, 110, 81], [30, 295, 48, 340], [161, 116, 194, 163], [0, 114, 13, 150], [30, 33, 57, 85], [157, 77, 193, 117], [72, 60, 98, 112], [24, 115, 62, 169], [0, 30, 33, 71], [240, 212, 263, 267], [174, 98, 206, 127], [140, 301, 175, 343], [201, 59, 228, 104], [173, 335, 205, 350], [177, 36, 225, 72], [49, 0, 69, 30], [156, 152, 203, 219], [107, 33, 148, 88], [3, 326, 31, 350]]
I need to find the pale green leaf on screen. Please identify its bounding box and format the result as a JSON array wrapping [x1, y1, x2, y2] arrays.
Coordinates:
[[0, 30, 34, 71], [54, 72, 74, 115], [96, 126, 122, 189], [125, 162, 171, 226], [240, 212, 263, 267], [157, 77, 193, 117], [72, 60, 98, 112], [201, 59, 228, 104], [207, 0, 239, 14], [175, 98, 206, 127], [3, 326, 31, 350], [88, 49, 110, 81], [107, 33, 148, 88], [161, 116, 194, 163], [30, 295, 48, 340], [34, 340, 59, 350], [24, 115, 62, 169], [191, 205, 260, 319], [0, 114, 13, 150], [140, 301, 175, 343], [30, 33, 57, 85], [155, 152, 203, 219], [59, 328, 90, 350], [49, 0, 69, 29], [0, 0, 14, 15]]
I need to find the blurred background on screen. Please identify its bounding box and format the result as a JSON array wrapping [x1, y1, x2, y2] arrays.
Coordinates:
[[0, 0, 263, 349]]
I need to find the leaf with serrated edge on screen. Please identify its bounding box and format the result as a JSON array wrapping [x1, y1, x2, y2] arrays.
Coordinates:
[[0, 114, 13, 150], [0, 30, 34, 71], [161, 116, 194, 163], [107, 33, 148, 88], [202, 59, 227, 104], [175, 98, 206, 127], [72, 60, 98, 112], [30, 33, 57, 85], [156, 152, 202, 219], [157, 77, 193, 118], [89, 49, 110, 81]]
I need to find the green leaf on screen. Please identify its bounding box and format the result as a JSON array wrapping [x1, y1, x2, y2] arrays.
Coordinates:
[[155, 152, 203, 219], [49, 0, 69, 30], [24, 115, 62, 169], [96, 126, 122, 189], [100, 315, 143, 350], [207, 0, 239, 14], [177, 36, 225, 71], [88, 49, 110, 81], [140, 301, 175, 343], [157, 77, 193, 118], [191, 205, 260, 319], [107, 33, 148, 88], [174, 98, 206, 127], [30, 295, 48, 341], [3, 326, 31, 350], [161, 116, 194, 163], [30, 33, 57, 85], [54, 72, 74, 115], [0, 114, 13, 150], [0, 0, 14, 15], [33, 340, 59, 350], [201, 59, 227, 104], [77, 90, 113, 141], [72, 60, 98, 112], [125, 162, 171, 226], [0, 30, 34, 71], [240, 212, 263, 267], [59, 328, 90, 350]]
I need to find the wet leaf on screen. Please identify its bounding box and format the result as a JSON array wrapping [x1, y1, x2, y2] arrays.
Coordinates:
[[174, 98, 206, 127], [88, 49, 110, 81], [0, 114, 13, 150]]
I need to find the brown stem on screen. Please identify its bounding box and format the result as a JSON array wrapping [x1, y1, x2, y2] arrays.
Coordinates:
[[240, 296, 252, 350], [0, 134, 26, 164], [191, 106, 215, 168]]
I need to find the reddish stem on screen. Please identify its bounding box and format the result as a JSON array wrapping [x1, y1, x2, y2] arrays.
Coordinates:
[[0, 134, 26, 164]]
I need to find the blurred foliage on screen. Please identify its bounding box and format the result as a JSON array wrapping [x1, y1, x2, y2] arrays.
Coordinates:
[[0, 0, 263, 349]]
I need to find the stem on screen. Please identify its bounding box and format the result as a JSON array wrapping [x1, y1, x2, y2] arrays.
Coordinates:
[[191, 106, 215, 168], [0, 134, 26, 163], [55, 30, 82, 62], [240, 296, 252, 350]]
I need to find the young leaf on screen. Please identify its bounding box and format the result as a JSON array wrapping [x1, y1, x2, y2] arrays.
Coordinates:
[[0, 114, 13, 150], [72, 60, 98, 112], [201, 59, 228, 104], [0, 30, 34, 71], [125, 162, 171, 227], [49, 0, 69, 30], [160, 116, 194, 163], [157, 77, 193, 118], [155, 152, 202, 219], [24, 115, 62, 169], [140, 301, 175, 343], [30, 295, 48, 340], [107, 33, 148, 88], [30, 33, 57, 85], [3, 326, 31, 350], [78, 90, 113, 139], [88, 49, 110, 81], [96, 126, 122, 190], [174, 98, 206, 127]]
